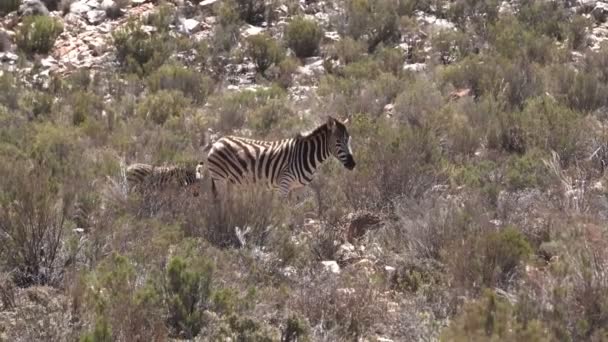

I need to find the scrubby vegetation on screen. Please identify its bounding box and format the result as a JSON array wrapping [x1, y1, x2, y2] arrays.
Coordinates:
[[1, 0, 608, 340]]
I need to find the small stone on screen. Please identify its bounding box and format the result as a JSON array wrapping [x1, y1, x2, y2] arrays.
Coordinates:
[[241, 24, 264, 38], [199, 0, 219, 8], [320, 260, 340, 274], [403, 63, 427, 72], [182, 18, 201, 33], [0, 52, 19, 62], [86, 10, 106, 25]]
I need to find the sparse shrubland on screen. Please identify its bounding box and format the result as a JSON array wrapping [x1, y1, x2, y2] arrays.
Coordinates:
[[2, 0, 608, 341]]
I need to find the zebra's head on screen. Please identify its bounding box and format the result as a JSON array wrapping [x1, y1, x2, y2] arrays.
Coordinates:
[[327, 116, 356, 170]]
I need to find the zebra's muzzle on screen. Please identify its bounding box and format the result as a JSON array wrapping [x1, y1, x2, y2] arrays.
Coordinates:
[[344, 156, 356, 170]]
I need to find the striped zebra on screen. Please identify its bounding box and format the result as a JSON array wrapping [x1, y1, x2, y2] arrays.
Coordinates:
[[126, 163, 203, 197], [201, 116, 356, 197]]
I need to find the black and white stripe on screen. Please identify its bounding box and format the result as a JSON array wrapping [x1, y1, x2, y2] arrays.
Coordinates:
[[126, 163, 203, 197], [202, 116, 356, 196]]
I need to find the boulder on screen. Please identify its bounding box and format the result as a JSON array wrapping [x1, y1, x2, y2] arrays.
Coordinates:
[[592, 2, 608, 22], [18, 0, 49, 16], [86, 10, 106, 25], [320, 260, 340, 274]]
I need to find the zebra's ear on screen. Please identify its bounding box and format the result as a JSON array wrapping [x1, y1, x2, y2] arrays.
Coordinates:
[[327, 116, 336, 131]]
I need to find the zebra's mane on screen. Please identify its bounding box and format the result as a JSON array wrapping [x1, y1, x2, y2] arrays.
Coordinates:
[[295, 123, 329, 140]]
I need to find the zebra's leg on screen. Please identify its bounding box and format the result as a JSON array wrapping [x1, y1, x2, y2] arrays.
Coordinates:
[[211, 179, 218, 200]]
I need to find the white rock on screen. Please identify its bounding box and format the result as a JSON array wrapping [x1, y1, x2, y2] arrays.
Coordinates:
[[86, 10, 106, 25], [241, 24, 265, 38], [182, 18, 201, 33], [70, 1, 93, 15], [0, 52, 19, 62], [199, 0, 219, 8], [403, 63, 427, 72], [324, 31, 340, 42], [321, 260, 340, 274]]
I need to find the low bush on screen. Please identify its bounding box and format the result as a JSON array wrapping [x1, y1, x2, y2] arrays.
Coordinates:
[[446, 225, 532, 291], [16, 15, 63, 55], [285, 17, 323, 58], [331, 37, 366, 65], [165, 256, 214, 338], [245, 33, 285, 73], [441, 289, 552, 341], [0, 0, 20, 15], [112, 20, 173, 75], [137, 90, 190, 125], [343, 0, 400, 51], [147, 63, 213, 104]]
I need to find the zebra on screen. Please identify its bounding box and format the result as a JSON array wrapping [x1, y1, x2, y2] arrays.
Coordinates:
[[126, 163, 203, 197], [200, 116, 356, 197]]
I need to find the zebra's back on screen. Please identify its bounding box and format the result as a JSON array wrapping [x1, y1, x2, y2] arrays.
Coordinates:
[[206, 136, 295, 188]]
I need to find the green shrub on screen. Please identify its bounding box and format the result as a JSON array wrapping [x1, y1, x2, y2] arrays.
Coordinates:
[[285, 17, 323, 58], [86, 254, 166, 341], [211, 0, 241, 53], [567, 15, 592, 50], [269, 56, 299, 89], [331, 37, 366, 64], [16, 15, 63, 55], [70, 91, 103, 126], [517, 0, 568, 40], [441, 290, 552, 341], [0, 160, 71, 287], [342, 0, 400, 52], [505, 150, 548, 191], [394, 76, 443, 127], [249, 99, 296, 136], [520, 96, 584, 163], [235, 0, 269, 24], [144, 3, 175, 32], [147, 63, 213, 104], [80, 319, 112, 342], [112, 20, 173, 75], [137, 90, 190, 125], [166, 256, 213, 338], [246, 33, 285, 73], [448, 0, 500, 34], [0, 0, 20, 15]]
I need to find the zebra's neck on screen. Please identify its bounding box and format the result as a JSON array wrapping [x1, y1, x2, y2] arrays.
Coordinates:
[[293, 124, 331, 178]]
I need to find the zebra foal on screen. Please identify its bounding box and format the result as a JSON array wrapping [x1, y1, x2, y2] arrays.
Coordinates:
[[126, 163, 203, 197], [200, 116, 356, 197]]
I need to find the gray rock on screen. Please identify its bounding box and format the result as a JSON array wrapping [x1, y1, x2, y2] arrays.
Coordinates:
[[592, 2, 608, 22], [70, 1, 93, 15], [86, 9, 106, 25], [0, 52, 19, 63], [18, 0, 50, 16], [320, 260, 340, 274]]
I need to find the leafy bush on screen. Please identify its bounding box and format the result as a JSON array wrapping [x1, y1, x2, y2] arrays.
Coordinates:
[[441, 289, 552, 341], [567, 15, 592, 50], [16, 15, 63, 55], [331, 37, 366, 64], [343, 0, 400, 52], [137, 90, 190, 125], [285, 17, 323, 58], [70, 91, 103, 126], [235, 0, 269, 24], [0, 0, 20, 15], [85, 254, 166, 341], [245, 33, 285, 73], [446, 225, 532, 291], [211, 0, 241, 53], [165, 256, 213, 338], [0, 161, 72, 287], [147, 63, 213, 104], [112, 20, 173, 75], [505, 151, 548, 191]]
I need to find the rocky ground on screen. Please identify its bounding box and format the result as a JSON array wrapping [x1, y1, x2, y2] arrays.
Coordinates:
[[2, 0, 608, 341]]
